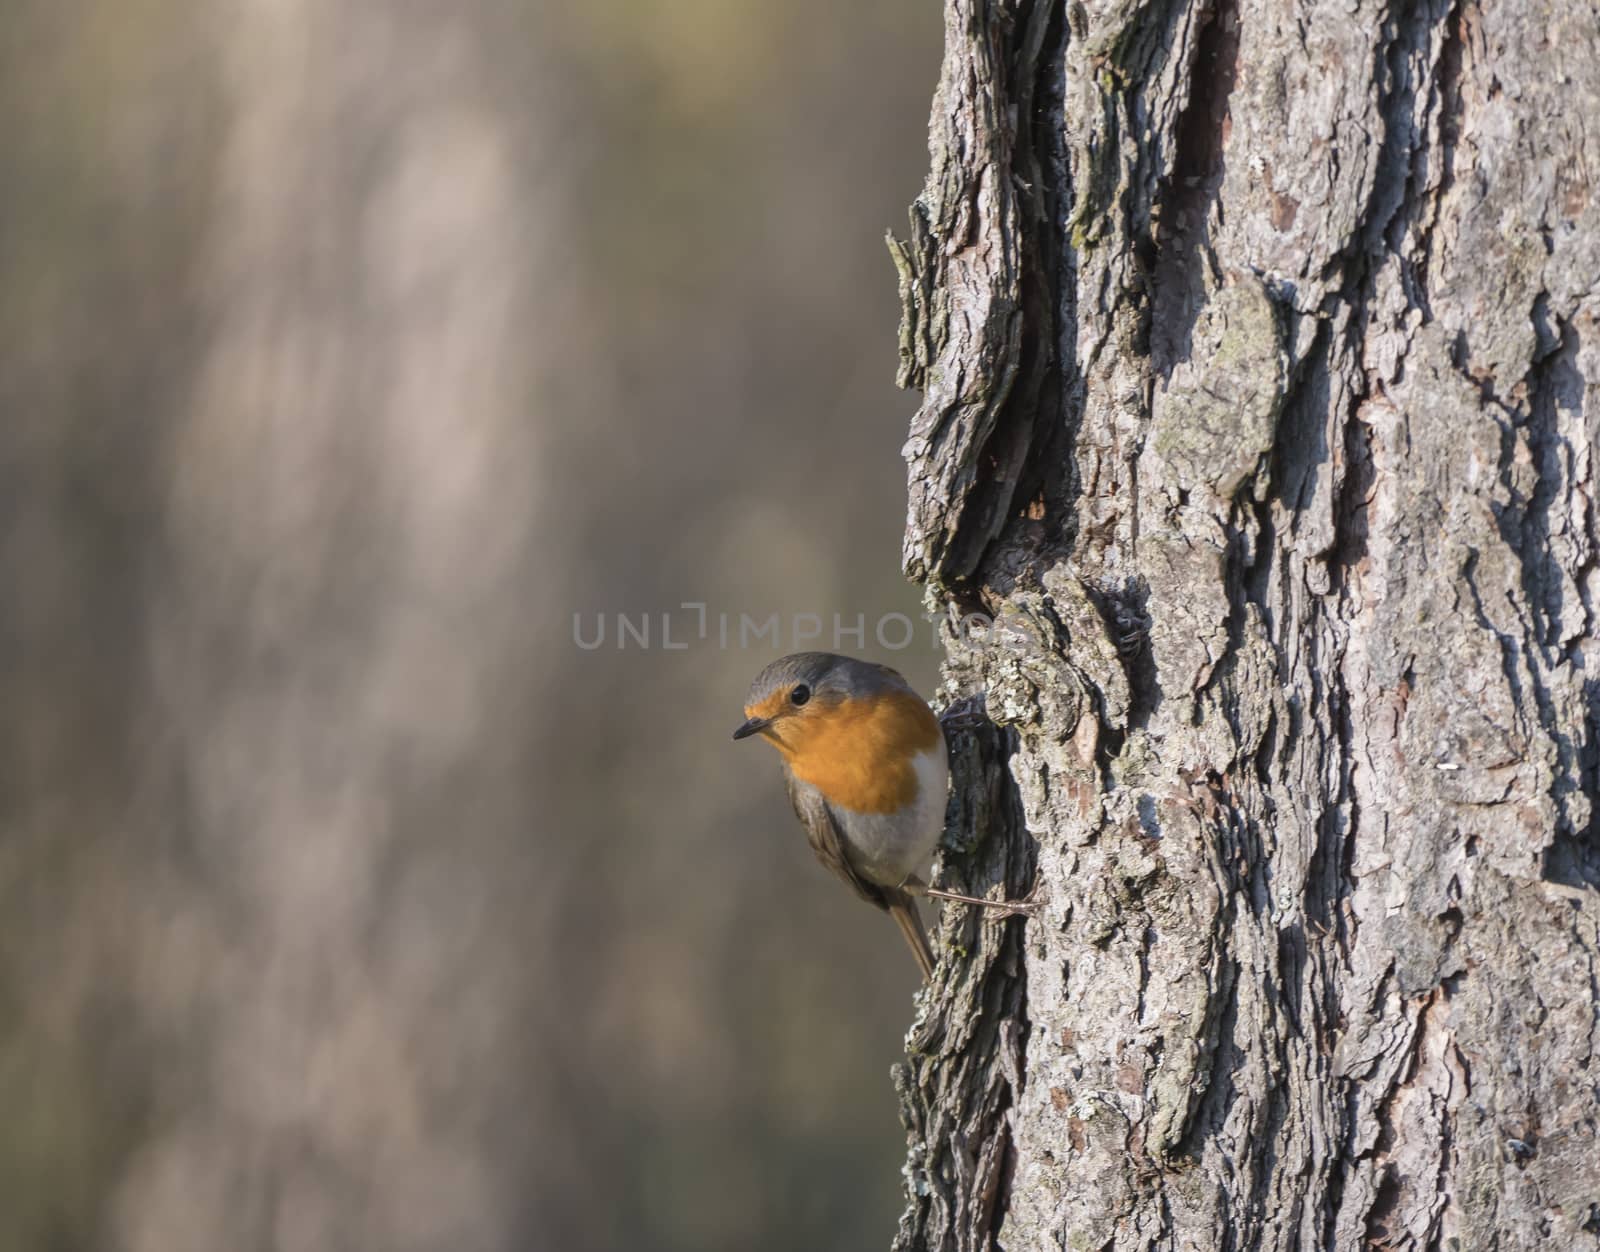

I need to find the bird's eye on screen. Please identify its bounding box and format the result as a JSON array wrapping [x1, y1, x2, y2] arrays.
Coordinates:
[[790, 684, 811, 706]]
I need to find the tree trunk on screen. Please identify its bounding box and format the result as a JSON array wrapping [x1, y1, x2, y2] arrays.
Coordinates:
[[890, 0, 1600, 1248]]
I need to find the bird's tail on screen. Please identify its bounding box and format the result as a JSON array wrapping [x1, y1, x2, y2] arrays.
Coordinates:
[[886, 890, 936, 982]]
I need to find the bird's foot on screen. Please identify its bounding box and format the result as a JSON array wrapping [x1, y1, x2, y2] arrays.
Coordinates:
[[920, 879, 1042, 918]]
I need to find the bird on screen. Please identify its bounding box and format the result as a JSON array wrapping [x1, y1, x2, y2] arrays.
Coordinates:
[[732, 651, 1029, 980]]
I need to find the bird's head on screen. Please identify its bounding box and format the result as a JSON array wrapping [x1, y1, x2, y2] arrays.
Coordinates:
[[731, 652, 933, 765], [732, 652, 855, 749], [732, 656, 896, 746]]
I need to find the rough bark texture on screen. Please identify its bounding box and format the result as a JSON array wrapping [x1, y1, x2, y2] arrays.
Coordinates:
[[892, 0, 1600, 1248]]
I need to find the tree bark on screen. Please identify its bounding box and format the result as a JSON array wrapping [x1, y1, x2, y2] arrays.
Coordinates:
[[891, 0, 1600, 1248]]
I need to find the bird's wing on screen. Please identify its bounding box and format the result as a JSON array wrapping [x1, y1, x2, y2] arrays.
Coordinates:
[[783, 768, 886, 910]]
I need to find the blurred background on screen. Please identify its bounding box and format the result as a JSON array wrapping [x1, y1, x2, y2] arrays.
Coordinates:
[[0, 3, 944, 1250]]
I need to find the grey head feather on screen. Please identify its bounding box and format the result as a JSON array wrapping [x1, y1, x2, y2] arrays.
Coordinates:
[[743, 651, 911, 708]]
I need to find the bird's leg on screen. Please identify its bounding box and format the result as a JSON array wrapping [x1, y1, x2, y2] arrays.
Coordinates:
[[902, 875, 1041, 917], [922, 885, 1040, 917]]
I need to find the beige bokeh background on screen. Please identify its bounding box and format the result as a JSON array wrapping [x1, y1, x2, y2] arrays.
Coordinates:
[[0, 3, 943, 1249]]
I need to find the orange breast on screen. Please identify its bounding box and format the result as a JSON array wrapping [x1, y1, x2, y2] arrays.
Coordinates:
[[777, 691, 942, 814]]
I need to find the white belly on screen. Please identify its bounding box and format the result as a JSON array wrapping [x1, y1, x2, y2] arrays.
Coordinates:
[[831, 746, 949, 887]]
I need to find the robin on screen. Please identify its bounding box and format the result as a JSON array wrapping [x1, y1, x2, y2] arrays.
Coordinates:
[[732, 651, 1030, 980]]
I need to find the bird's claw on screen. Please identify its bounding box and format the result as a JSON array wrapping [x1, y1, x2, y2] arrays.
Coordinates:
[[921, 874, 1044, 918], [992, 886, 1043, 918], [991, 874, 1045, 918]]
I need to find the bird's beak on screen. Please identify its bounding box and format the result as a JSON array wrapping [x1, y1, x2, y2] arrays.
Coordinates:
[[732, 715, 771, 741]]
